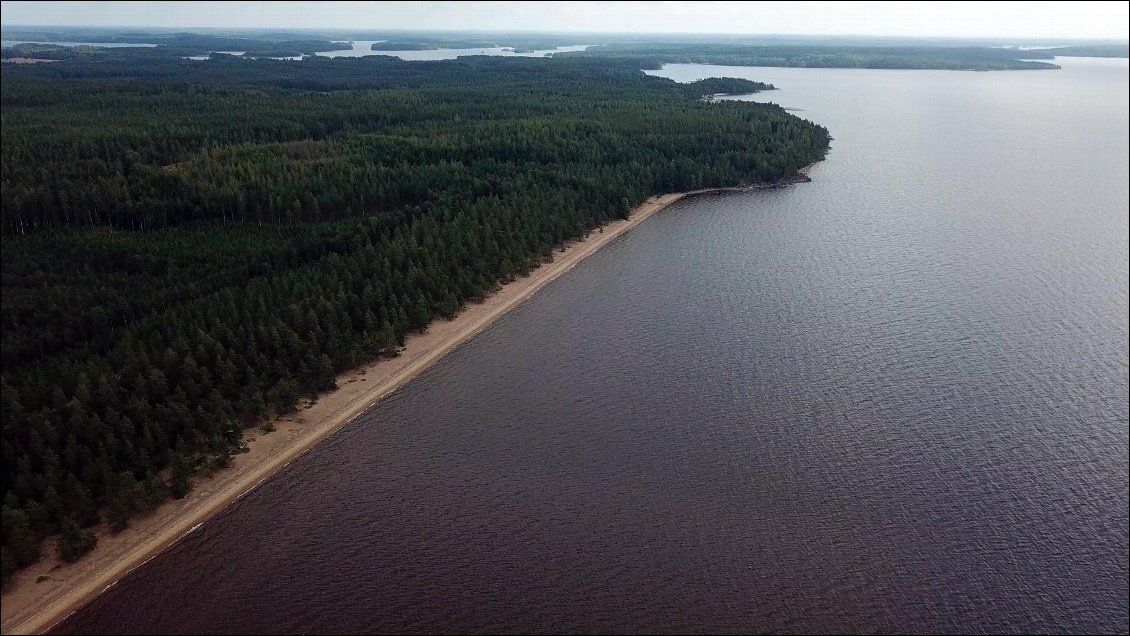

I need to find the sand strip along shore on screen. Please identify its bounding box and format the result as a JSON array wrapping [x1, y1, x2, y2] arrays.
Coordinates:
[[2, 178, 819, 634], [3, 191, 725, 635]]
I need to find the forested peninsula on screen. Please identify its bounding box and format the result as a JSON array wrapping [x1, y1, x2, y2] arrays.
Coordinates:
[[0, 52, 829, 583], [561, 43, 1065, 70]]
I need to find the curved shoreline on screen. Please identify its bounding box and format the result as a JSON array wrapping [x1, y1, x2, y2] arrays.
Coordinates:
[[0, 184, 795, 635]]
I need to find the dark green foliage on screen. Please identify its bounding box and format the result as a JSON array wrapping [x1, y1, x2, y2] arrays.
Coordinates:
[[268, 378, 300, 415], [106, 471, 139, 532], [56, 517, 97, 562], [106, 495, 131, 533], [682, 77, 774, 98], [139, 472, 167, 511], [0, 507, 40, 567], [0, 54, 829, 573], [74, 483, 99, 528], [169, 453, 191, 500]]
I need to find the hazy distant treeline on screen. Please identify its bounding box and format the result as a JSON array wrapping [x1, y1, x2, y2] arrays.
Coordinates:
[[560, 43, 1071, 70]]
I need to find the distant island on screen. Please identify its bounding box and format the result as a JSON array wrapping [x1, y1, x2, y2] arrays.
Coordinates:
[[370, 41, 457, 51], [4, 26, 1124, 69], [10, 40, 1099, 71], [0, 36, 352, 60], [371, 41, 432, 51], [560, 44, 1073, 70], [682, 77, 775, 98], [370, 41, 559, 52]]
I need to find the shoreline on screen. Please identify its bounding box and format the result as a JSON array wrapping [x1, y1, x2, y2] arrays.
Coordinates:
[[0, 183, 798, 635]]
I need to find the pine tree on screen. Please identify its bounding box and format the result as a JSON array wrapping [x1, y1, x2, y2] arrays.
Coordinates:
[[0, 507, 39, 567], [169, 452, 191, 500], [267, 378, 299, 414], [107, 494, 131, 533], [57, 517, 97, 562]]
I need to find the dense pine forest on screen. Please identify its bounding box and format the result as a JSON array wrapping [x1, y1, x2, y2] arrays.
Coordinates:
[[0, 52, 829, 582]]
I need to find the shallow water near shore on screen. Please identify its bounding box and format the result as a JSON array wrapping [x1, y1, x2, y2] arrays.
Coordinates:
[[54, 57, 1128, 634]]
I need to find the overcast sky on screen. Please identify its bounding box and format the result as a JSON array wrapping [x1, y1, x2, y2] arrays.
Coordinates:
[[1, 1, 1127, 40]]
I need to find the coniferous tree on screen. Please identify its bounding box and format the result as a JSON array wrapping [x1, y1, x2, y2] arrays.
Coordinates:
[[169, 452, 191, 500], [57, 517, 97, 562], [0, 507, 39, 567]]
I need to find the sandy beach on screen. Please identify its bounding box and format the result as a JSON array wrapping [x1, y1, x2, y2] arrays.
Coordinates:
[[0, 191, 711, 635]]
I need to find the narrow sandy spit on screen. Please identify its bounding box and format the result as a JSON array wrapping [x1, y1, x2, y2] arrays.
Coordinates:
[[0, 191, 716, 635]]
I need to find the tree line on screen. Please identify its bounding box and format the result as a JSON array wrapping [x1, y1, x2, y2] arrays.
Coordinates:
[[561, 43, 1063, 70]]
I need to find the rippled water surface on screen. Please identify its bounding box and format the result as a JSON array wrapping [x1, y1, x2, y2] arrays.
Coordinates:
[[55, 58, 1129, 634]]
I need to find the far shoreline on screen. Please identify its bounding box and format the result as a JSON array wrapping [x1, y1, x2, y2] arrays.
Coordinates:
[[0, 176, 813, 636]]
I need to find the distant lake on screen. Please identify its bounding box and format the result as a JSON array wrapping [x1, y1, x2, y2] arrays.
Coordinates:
[[54, 57, 1128, 634], [191, 42, 593, 62], [2, 39, 590, 61]]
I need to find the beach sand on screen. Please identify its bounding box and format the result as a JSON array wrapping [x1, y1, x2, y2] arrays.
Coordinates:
[[1, 192, 698, 635]]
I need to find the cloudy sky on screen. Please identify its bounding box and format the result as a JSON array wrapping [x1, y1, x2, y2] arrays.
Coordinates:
[[1, 1, 1127, 40]]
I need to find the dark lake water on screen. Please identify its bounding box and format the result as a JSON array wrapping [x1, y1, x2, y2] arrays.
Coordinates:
[[54, 58, 1128, 634]]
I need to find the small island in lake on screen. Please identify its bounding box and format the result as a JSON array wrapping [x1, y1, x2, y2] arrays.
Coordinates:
[[682, 77, 776, 98]]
